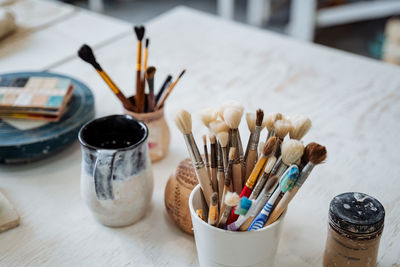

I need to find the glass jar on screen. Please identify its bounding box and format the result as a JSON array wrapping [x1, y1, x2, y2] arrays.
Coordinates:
[[323, 192, 385, 267]]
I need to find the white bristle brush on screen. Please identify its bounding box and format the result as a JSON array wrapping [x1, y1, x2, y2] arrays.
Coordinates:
[[217, 191, 240, 228], [265, 112, 283, 139], [199, 107, 218, 128], [288, 115, 312, 140], [174, 109, 214, 207]]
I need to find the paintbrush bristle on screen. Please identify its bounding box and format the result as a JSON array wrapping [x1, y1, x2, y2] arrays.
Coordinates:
[[224, 192, 240, 206], [217, 132, 229, 148], [209, 120, 229, 134], [78, 44, 102, 71], [265, 112, 283, 132], [223, 107, 242, 129], [263, 136, 278, 157], [256, 109, 264, 127], [281, 139, 305, 165], [145, 38, 149, 48], [302, 142, 327, 165], [174, 109, 192, 135], [228, 147, 236, 161], [211, 192, 218, 206], [209, 134, 216, 144], [199, 107, 218, 128], [146, 66, 156, 79], [246, 113, 256, 133], [134, 25, 145, 41], [274, 119, 292, 140], [289, 115, 312, 140], [218, 100, 244, 119]]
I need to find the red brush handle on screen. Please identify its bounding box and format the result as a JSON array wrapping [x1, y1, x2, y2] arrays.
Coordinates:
[[226, 186, 253, 225]]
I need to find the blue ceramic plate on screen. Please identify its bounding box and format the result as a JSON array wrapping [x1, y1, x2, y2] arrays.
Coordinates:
[[0, 72, 94, 164]]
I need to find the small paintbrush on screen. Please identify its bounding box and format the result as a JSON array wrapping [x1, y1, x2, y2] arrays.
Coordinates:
[[78, 44, 134, 111], [134, 25, 145, 113], [155, 70, 185, 110], [155, 75, 172, 104], [244, 109, 264, 182]]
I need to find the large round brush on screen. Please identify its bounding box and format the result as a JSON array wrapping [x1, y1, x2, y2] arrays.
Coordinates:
[[174, 109, 214, 207], [265, 143, 326, 225], [265, 112, 283, 139]]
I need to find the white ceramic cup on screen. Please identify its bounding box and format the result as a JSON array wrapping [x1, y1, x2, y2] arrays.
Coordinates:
[[189, 185, 286, 267]]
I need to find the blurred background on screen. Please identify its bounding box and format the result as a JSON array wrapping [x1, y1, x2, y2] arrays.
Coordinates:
[[66, 0, 400, 63]]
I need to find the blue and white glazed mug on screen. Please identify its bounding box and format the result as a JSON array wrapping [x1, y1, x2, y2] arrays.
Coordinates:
[[78, 114, 153, 227]]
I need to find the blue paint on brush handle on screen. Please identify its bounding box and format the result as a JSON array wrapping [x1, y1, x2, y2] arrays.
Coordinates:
[[248, 202, 274, 231]]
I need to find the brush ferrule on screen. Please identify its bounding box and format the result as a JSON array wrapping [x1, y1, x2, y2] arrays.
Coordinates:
[[231, 130, 240, 163], [184, 134, 205, 169], [296, 162, 315, 188], [271, 157, 282, 175], [217, 144, 224, 172], [275, 163, 288, 178], [249, 126, 262, 151]]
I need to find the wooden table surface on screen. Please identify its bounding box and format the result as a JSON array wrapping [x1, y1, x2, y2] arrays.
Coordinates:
[[1, 2, 400, 266]]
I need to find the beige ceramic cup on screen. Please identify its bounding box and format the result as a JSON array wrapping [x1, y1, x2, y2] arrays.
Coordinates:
[[189, 185, 286, 267], [124, 100, 170, 162]]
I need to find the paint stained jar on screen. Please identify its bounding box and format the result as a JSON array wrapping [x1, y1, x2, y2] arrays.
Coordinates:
[[323, 192, 385, 267], [124, 100, 170, 163], [79, 115, 153, 227]]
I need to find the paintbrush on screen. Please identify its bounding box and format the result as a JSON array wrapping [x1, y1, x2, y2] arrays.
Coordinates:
[[265, 112, 283, 139], [174, 109, 214, 207], [217, 191, 239, 228], [272, 139, 305, 180], [78, 44, 135, 111], [145, 66, 156, 112], [223, 107, 243, 194], [248, 165, 300, 231], [244, 109, 264, 182], [208, 192, 219, 226], [288, 115, 312, 140], [155, 70, 185, 110], [155, 75, 172, 104], [239, 175, 279, 231], [200, 107, 218, 129], [202, 134, 211, 183], [219, 147, 235, 212], [226, 137, 277, 225], [273, 118, 292, 157], [134, 26, 145, 113], [244, 112, 256, 164], [196, 209, 205, 221], [265, 143, 326, 226], [210, 134, 218, 193]]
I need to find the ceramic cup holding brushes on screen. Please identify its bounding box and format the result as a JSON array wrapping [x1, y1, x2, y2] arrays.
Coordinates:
[[78, 114, 153, 227], [77, 25, 185, 162], [173, 100, 327, 267]]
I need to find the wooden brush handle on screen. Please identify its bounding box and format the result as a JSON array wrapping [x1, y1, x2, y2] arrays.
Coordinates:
[[239, 216, 254, 231], [217, 170, 224, 207], [266, 186, 299, 226], [232, 163, 242, 194], [194, 166, 213, 207], [245, 150, 258, 182]]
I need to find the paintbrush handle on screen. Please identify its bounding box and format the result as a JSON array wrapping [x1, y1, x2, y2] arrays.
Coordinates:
[[155, 78, 179, 109], [217, 205, 233, 228], [155, 75, 171, 104], [96, 70, 134, 110], [232, 163, 242, 195], [245, 150, 258, 182], [194, 166, 213, 208], [135, 42, 144, 112], [217, 170, 224, 207], [211, 167, 218, 193]]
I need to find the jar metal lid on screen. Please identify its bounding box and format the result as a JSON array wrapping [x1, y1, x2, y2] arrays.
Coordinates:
[[329, 192, 385, 235]]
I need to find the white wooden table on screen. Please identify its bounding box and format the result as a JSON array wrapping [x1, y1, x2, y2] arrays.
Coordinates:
[[1, 2, 400, 266]]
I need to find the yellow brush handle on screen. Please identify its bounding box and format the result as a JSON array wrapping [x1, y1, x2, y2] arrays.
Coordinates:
[[144, 48, 148, 71], [245, 155, 267, 189], [195, 166, 214, 207], [208, 204, 218, 225], [232, 163, 243, 194], [155, 78, 179, 109], [136, 42, 142, 70], [97, 70, 120, 94], [266, 186, 300, 225]]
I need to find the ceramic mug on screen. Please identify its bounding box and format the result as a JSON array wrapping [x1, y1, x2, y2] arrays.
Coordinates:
[[78, 114, 153, 227]]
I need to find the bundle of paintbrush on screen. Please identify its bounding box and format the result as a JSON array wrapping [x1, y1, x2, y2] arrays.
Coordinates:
[[77, 25, 185, 113], [174, 100, 327, 232]]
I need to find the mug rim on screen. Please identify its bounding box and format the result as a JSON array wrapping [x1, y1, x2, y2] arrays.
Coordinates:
[[189, 185, 286, 235], [78, 114, 148, 151]]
